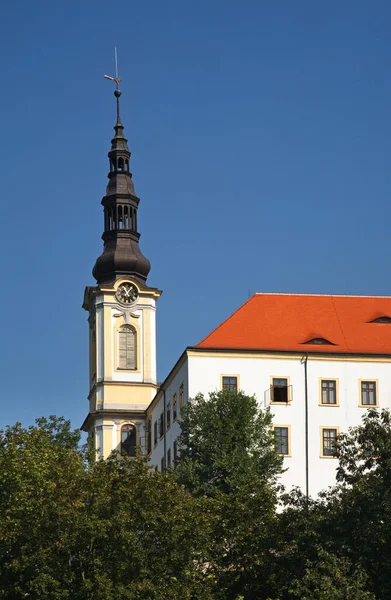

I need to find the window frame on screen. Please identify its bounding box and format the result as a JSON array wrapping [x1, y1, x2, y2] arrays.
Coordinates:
[[359, 379, 378, 407], [273, 425, 291, 456], [146, 419, 152, 455], [270, 376, 291, 404], [320, 426, 339, 458], [173, 393, 177, 421], [179, 383, 185, 410], [221, 374, 239, 393], [153, 420, 158, 447], [319, 378, 339, 406], [117, 324, 137, 371], [166, 403, 171, 430], [159, 412, 164, 439], [120, 423, 137, 457]]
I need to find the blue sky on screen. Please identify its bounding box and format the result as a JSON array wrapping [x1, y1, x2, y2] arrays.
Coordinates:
[[0, 1, 390, 430]]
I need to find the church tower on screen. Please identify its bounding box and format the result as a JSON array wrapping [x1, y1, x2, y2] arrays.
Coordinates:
[[82, 80, 161, 459]]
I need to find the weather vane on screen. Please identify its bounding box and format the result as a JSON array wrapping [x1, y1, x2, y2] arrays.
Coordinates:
[[104, 47, 122, 94]]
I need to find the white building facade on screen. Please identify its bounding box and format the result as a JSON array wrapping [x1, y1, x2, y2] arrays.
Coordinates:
[[147, 348, 391, 497], [145, 294, 391, 498]]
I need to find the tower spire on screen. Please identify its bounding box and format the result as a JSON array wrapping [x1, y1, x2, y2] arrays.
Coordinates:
[[104, 47, 122, 125], [93, 51, 151, 285]]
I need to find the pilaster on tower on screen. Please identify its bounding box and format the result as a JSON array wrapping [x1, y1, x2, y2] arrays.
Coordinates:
[[82, 73, 161, 460]]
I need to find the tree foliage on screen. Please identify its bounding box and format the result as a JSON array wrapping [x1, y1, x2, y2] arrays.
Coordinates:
[[272, 409, 391, 600], [176, 391, 283, 600], [176, 390, 283, 496], [288, 548, 375, 600], [0, 416, 215, 599], [1, 403, 390, 599]]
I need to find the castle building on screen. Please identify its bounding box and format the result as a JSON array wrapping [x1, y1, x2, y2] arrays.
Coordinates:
[[83, 87, 391, 497], [148, 293, 391, 496]]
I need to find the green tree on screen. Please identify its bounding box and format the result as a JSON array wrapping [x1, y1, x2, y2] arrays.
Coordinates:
[[176, 390, 282, 497], [288, 548, 374, 600], [176, 390, 283, 600], [0, 416, 216, 600], [269, 488, 326, 599], [0, 416, 86, 599], [75, 455, 215, 600], [272, 409, 391, 600], [323, 408, 391, 599]]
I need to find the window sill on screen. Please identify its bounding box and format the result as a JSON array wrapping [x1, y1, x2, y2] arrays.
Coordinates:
[[359, 404, 379, 408], [320, 455, 338, 459], [319, 403, 340, 407], [270, 401, 292, 406]]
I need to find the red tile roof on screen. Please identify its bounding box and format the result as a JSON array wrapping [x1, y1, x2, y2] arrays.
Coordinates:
[[196, 294, 391, 355]]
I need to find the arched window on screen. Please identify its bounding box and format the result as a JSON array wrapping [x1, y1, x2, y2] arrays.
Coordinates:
[[118, 205, 123, 229], [118, 157, 124, 171], [118, 325, 137, 370], [123, 206, 129, 229], [121, 424, 136, 456]]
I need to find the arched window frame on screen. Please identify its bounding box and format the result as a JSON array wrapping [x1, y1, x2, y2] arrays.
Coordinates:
[[120, 423, 137, 457], [118, 325, 137, 370]]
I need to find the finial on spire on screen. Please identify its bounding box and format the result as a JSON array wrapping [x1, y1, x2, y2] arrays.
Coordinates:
[[104, 47, 122, 122]]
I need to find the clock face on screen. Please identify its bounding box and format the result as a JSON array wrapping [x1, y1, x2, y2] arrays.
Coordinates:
[[115, 282, 138, 305]]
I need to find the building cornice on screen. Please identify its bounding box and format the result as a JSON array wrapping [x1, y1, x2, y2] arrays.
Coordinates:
[[186, 346, 391, 363]]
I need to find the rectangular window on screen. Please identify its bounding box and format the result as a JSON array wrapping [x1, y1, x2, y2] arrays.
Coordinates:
[[173, 394, 177, 421], [167, 404, 171, 429], [159, 413, 164, 439], [321, 380, 337, 405], [322, 428, 338, 457], [274, 426, 289, 455], [160, 457, 165, 473], [153, 420, 158, 447], [147, 419, 152, 454], [179, 383, 184, 409], [361, 381, 377, 406], [173, 440, 178, 465], [271, 378, 289, 403], [167, 448, 171, 468], [222, 376, 238, 392]]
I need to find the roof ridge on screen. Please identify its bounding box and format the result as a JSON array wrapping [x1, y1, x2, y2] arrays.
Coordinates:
[[196, 294, 257, 347], [254, 292, 391, 299]]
